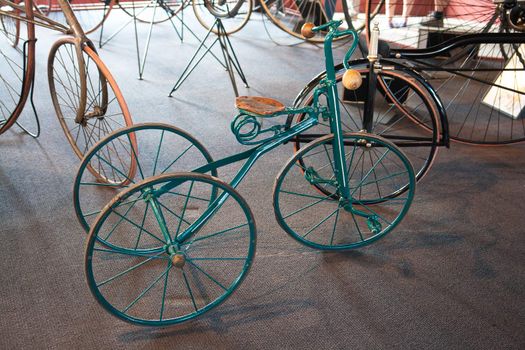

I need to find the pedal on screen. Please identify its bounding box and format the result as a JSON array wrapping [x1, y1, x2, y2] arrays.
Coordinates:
[[367, 216, 382, 234]]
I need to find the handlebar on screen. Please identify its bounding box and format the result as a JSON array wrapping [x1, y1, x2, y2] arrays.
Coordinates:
[[311, 20, 343, 33], [301, 20, 351, 38], [301, 21, 360, 73]]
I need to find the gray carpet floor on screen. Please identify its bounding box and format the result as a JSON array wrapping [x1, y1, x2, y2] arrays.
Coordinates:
[[1, 9, 524, 349]]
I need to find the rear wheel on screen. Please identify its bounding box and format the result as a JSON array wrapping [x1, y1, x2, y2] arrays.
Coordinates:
[[48, 38, 133, 163], [74, 123, 218, 236]]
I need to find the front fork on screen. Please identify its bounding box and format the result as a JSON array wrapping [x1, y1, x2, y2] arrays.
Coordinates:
[[308, 23, 383, 232], [144, 188, 187, 267]]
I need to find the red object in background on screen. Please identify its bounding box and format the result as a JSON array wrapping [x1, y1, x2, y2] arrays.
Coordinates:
[[362, 0, 433, 16], [358, 0, 496, 21], [48, 0, 497, 24]]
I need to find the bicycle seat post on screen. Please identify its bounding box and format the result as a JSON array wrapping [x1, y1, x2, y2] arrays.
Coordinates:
[[363, 22, 381, 133]]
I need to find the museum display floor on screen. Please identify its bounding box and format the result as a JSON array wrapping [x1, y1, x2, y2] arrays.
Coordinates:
[[1, 10, 524, 349]]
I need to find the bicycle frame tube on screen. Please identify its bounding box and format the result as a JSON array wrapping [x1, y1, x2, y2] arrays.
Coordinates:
[[0, 0, 69, 33], [56, 0, 87, 39], [322, 27, 352, 200], [390, 33, 525, 59], [150, 114, 318, 244]]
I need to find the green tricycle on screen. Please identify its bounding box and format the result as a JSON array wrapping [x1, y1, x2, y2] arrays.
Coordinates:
[[73, 21, 417, 326]]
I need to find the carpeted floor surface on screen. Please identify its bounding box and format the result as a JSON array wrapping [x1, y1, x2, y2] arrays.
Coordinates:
[[1, 9, 524, 349]]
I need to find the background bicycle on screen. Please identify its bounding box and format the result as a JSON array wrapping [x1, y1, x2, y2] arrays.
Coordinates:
[[0, 0, 133, 166], [365, 0, 525, 144]]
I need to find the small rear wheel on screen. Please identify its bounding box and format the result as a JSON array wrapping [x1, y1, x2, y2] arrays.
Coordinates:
[[74, 123, 218, 236]]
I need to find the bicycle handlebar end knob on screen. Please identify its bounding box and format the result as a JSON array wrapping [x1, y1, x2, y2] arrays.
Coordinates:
[[342, 69, 362, 90], [301, 23, 316, 39]]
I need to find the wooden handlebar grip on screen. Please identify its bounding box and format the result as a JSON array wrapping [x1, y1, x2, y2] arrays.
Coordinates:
[[342, 69, 363, 90], [301, 23, 315, 39]]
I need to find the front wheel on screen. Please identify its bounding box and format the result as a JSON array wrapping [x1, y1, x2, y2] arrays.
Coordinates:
[[85, 172, 256, 326], [273, 132, 415, 250]]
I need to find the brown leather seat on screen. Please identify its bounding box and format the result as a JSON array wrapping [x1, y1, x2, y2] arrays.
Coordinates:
[[235, 96, 286, 116]]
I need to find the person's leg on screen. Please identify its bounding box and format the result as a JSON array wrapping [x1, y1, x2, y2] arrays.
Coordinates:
[[435, 0, 449, 13], [400, 0, 415, 26], [346, 0, 356, 16], [422, 0, 448, 26], [386, 0, 397, 27]]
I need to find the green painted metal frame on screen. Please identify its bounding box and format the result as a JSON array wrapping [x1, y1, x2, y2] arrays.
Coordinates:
[[84, 20, 418, 326], [150, 20, 362, 247]]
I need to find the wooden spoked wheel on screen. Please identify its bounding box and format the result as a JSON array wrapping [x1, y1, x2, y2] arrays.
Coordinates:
[[0, 0, 36, 135], [48, 38, 133, 170]]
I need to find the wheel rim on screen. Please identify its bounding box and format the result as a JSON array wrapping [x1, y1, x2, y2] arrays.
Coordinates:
[[119, 0, 186, 24], [86, 173, 256, 326], [259, 0, 357, 42], [0, 0, 35, 135], [33, 0, 52, 16], [343, 0, 383, 33], [0, 13, 23, 131], [45, 2, 113, 34], [275, 133, 415, 250], [0, 4, 20, 47], [74, 123, 218, 240]]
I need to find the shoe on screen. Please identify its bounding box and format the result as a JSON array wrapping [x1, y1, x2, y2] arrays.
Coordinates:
[[420, 11, 444, 27], [390, 19, 407, 28], [393, 21, 407, 28], [428, 11, 444, 20]]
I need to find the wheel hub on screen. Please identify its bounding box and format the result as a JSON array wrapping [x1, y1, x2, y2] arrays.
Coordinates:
[[166, 244, 186, 268], [84, 106, 104, 120], [339, 197, 352, 212], [170, 253, 186, 268], [141, 187, 156, 201]]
